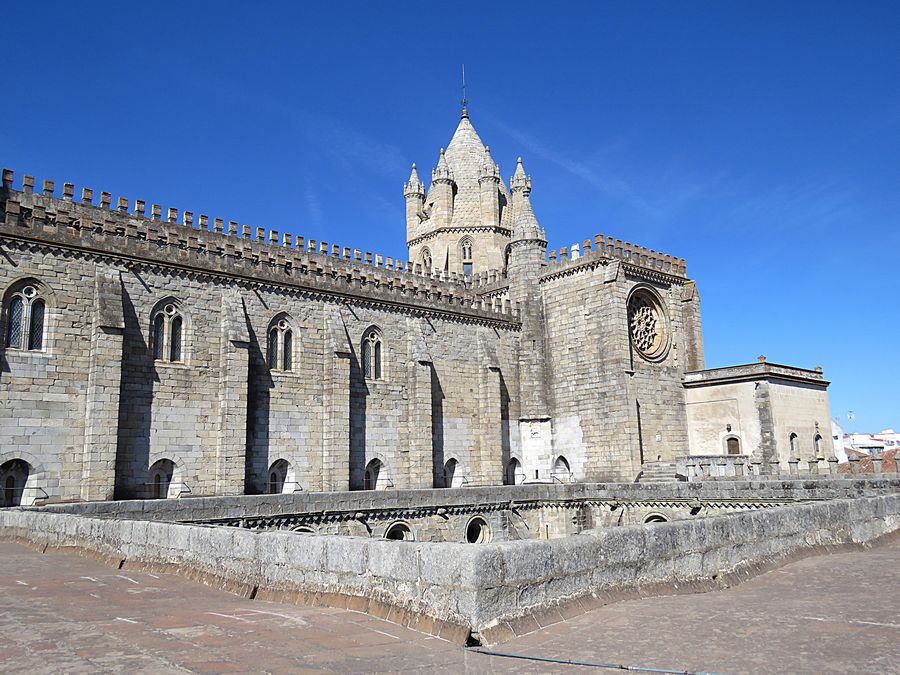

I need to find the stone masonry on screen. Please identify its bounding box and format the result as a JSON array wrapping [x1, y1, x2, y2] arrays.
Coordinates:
[[0, 107, 836, 503]]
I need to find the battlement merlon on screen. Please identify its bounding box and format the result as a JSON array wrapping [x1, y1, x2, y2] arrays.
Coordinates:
[[0, 169, 519, 325], [546, 233, 688, 279]]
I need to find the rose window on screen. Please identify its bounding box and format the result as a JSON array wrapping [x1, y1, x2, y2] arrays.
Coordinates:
[[627, 291, 668, 360]]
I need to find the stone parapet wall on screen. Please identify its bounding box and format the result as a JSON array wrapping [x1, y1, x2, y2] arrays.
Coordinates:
[[3, 491, 898, 645], [32, 478, 900, 522], [0, 179, 516, 324], [545, 233, 687, 279]]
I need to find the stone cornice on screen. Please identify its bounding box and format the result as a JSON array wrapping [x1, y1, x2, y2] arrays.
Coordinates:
[[407, 225, 512, 248], [189, 495, 796, 531], [684, 362, 829, 388]]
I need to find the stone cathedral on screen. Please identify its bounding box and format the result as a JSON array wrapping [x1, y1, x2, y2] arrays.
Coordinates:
[[0, 107, 835, 505]]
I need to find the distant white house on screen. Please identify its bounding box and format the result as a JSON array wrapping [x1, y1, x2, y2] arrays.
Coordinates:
[[834, 424, 900, 460], [831, 420, 848, 463]]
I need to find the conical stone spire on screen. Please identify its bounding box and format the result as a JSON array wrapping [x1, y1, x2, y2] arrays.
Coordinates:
[[404, 163, 424, 198], [480, 147, 500, 181], [432, 148, 453, 184], [510, 157, 531, 194], [405, 163, 424, 196], [510, 158, 545, 242]]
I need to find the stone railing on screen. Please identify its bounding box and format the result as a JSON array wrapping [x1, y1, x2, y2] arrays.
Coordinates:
[[678, 454, 900, 481]]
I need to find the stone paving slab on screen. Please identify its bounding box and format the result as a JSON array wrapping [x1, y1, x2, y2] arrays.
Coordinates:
[[0, 540, 898, 673]]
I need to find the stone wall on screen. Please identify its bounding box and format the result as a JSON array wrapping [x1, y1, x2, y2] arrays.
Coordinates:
[[0, 181, 521, 501], [3, 488, 897, 644], [540, 255, 700, 481]]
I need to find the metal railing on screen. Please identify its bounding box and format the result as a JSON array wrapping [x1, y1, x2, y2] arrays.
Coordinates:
[[1, 485, 48, 507], [140, 481, 192, 498]]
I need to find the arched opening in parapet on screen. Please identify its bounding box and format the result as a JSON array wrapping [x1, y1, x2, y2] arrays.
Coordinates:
[[789, 433, 799, 458], [465, 516, 491, 544], [725, 436, 742, 455], [443, 458, 458, 488], [148, 459, 175, 499], [644, 513, 669, 524], [291, 525, 316, 534], [504, 458, 523, 485], [268, 459, 289, 494], [384, 521, 415, 541], [552, 455, 571, 482], [364, 459, 382, 491], [0, 459, 30, 507]]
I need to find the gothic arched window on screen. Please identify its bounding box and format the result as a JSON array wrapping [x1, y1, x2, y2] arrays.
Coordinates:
[[789, 433, 799, 457], [362, 328, 382, 380], [421, 247, 433, 270], [152, 302, 185, 363], [5, 284, 46, 351], [267, 317, 293, 371], [460, 239, 473, 276]]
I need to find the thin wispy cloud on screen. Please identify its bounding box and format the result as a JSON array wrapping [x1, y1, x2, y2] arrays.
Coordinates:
[[303, 184, 324, 230], [483, 112, 727, 226]]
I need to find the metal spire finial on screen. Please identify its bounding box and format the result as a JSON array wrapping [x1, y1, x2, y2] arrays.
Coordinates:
[[461, 64, 468, 118]]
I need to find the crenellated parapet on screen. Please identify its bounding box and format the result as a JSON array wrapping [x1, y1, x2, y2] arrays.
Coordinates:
[[546, 232, 688, 279], [0, 168, 519, 325]]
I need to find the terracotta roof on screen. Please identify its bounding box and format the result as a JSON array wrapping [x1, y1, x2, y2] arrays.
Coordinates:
[[837, 448, 898, 474]]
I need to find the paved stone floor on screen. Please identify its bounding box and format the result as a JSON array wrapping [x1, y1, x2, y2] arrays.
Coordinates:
[[0, 540, 898, 674]]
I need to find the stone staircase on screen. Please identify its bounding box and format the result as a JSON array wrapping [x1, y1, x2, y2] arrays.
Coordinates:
[[637, 460, 678, 483]]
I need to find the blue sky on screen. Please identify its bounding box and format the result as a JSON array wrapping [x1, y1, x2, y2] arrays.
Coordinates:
[[4, 2, 898, 432]]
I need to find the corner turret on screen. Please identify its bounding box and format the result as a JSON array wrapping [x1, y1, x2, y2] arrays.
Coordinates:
[[479, 147, 501, 229], [428, 148, 455, 230], [404, 163, 425, 242], [509, 158, 546, 246]]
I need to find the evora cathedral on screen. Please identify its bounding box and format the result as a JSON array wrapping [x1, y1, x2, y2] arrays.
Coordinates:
[[0, 106, 836, 505]]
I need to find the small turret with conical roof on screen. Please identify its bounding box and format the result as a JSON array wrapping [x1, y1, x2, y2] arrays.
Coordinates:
[[479, 146, 501, 230], [426, 148, 455, 232], [510, 157, 547, 244], [404, 163, 425, 242]]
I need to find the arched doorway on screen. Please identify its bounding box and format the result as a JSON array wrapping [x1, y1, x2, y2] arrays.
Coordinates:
[[725, 437, 741, 455], [364, 459, 382, 491], [148, 459, 175, 499], [268, 459, 289, 494], [552, 456, 571, 482], [0, 459, 29, 507], [504, 458, 523, 485]]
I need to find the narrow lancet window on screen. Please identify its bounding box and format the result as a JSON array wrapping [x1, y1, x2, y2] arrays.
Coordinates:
[[151, 302, 185, 364], [267, 318, 294, 372], [4, 285, 46, 352], [362, 328, 383, 380]]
